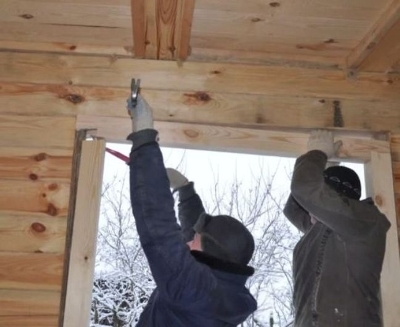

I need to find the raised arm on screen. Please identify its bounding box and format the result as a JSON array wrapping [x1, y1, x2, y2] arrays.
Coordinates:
[[127, 96, 215, 302], [283, 194, 312, 233], [291, 131, 381, 238], [166, 168, 206, 243]]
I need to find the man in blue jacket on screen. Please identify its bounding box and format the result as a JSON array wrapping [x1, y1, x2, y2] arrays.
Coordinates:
[[284, 130, 390, 327], [126, 95, 257, 327]]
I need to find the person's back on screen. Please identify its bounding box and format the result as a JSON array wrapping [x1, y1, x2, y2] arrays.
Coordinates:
[[284, 130, 390, 327], [126, 95, 257, 326]]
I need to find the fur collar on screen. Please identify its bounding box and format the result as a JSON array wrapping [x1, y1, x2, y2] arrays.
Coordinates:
[[191, 250, 254, 276]]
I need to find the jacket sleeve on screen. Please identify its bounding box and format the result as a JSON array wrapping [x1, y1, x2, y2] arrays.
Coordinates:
[[176, 182, 206, 243], [127, 129, 216, 303], [290, 150, 383, 238], [283, 194, 312, 233]]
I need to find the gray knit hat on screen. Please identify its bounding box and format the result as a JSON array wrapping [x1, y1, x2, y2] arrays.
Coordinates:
[[193, 213, 255, 265]]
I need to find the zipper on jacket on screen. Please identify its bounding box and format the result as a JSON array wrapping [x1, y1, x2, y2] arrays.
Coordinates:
[[311, 228, 332, 327]]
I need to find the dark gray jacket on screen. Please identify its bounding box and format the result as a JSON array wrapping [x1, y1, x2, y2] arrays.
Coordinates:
[[284, 150, 390, 327]]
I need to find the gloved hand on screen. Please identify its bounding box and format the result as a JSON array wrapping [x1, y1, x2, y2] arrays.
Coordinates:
[[127, 94, 154, 132], [307, 130, 342, 159], [166, 168, 189, 191]]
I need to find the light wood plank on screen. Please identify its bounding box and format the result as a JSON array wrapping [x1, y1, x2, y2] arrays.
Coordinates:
[[0, 180, 69, 216], [176, 0, 195, 60], [364, 151, 400, 327], [0, 0, 130, 27], [0, 40, 133, 56], [0, 115, 75, 149], [0, 52, 399, 101], [359, 19, 400, 72], [0, 315, 58, 327], [0, 21, 132, 48], [131, 0, 146, 57], [2, 83, 400, 132], [0, 252, 63, 291], [0, 146, 72, 182], [0, 214, 66, 253], [62, 140, 105, 327], [77, 115, 389, 161], [346, 0, 400, 72], [0, 290, 60, 316]]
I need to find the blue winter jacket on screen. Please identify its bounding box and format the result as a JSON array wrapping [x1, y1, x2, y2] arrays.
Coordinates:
[[127, 129, 257, 327]]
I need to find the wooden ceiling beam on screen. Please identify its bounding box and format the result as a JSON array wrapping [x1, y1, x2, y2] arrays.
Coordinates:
[[131, 0, 195, 60], [346, 0, 400, 73], [0, 52, 399, 101], [2, 83, 400, 133]]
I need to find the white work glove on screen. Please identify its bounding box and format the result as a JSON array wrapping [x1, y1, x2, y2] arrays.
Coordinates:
[[127, 95, 154, 132], [166, 168, 189, 191], [307, 130, 342, 159]]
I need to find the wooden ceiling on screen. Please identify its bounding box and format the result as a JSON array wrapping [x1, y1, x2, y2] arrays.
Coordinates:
[[0, 0, 399, 74]]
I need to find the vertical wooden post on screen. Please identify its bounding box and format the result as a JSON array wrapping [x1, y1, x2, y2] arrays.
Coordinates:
[[62, 139, 106, 327], [364, 151, 400, 327]]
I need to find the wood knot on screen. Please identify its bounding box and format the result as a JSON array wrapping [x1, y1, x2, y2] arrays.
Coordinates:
[[367, 42, 376, 50], [20, 14, 34, 19], [184, 129, 200, 138], [251, 17, 263, 23], [64, 94, 84, 104], [374, 195, 383, 206], [183, 92, 212, 105], [269, 2, 280, 7], [319, 99, 326, 103], [29, 173, 38, 181], [211, 70, 221, 75], [31, 222, 46, 233], [34, 153, 47, 161], [48, 183, 58, 191], [324, 38, 336, 44], [47, 203, 58, 216], [69, 45, 77, 51]]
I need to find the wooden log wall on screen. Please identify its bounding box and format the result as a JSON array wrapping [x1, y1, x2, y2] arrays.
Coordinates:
[[0, 50, 399, 325], [0, 88, 76, 325]]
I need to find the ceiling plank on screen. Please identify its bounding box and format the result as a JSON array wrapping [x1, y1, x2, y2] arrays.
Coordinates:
[[131, 0, 195, 60], [131, 0, 146, 58], [346, 0, 400, 73]]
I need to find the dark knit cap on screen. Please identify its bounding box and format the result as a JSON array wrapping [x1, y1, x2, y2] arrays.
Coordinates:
[[193, 213, 255, 266], [324, 166, 361, 200]]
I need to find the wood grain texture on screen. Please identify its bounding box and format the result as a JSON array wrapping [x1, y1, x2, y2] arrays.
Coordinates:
[[364, 151, 400, 327], [0, 146, 72, 182], [77, 115, 389, 161], [0, 180, 69, 216], [0, 290, 60, 315], [2, 82, 400, 132], [0, 115, 75, 149], [0, 315, 58, 327], [63, 140, 105, 327], [0, 252, 63, 291], [0, 214, 67, 253], [347, 0, 400, 72], [131, 0, 146, 57], [0, 52, 399, 101]]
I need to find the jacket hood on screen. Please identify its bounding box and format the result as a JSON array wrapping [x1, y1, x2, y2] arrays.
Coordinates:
[[191, 250, 257, 325]]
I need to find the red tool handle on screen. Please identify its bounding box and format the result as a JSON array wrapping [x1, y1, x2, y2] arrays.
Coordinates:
[[105, 147, 129, 163]]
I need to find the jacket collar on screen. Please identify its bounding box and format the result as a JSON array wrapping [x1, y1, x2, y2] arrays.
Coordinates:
[[190, 250, 254, 276]]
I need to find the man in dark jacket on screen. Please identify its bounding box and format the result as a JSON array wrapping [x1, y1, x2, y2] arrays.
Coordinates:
[[284, 130, 391, 327], [126, 95, 257, 327]]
